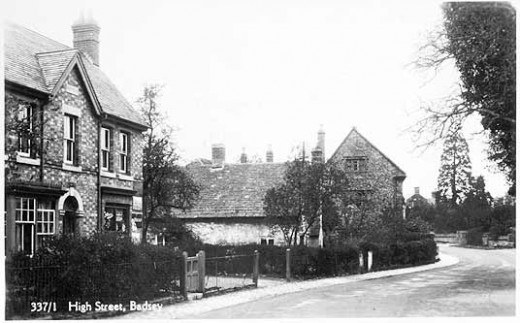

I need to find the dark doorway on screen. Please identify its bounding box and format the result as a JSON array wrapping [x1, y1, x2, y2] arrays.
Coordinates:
[[63, 196, 79, 236]]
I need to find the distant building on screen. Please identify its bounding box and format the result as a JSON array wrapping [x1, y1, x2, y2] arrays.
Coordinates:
[[406, 187, 430, 208], [176, 127, 406, 246], [173, 145, 287, 245], [4, 19, 147, 257]]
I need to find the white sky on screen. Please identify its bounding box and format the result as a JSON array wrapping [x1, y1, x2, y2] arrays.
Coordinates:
[[1, 0, 511, 199]]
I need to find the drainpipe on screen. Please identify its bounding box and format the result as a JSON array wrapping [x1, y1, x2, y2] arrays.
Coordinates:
[[39, 98, 47, 183], [97, 115, 103, 231]]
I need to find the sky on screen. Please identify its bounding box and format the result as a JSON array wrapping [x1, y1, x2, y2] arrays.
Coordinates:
[[1, 0, 511, 199]]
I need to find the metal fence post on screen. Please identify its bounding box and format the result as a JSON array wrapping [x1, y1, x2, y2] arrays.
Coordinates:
[[180, 252, 188, 298], [286, 248, 291, 281], [253, 250, 259, 287], [197, 250, 205, 293]]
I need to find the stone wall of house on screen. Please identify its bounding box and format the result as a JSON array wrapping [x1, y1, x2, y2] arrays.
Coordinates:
[[330, 130, 405, 213], [184, 218, 286, 246]]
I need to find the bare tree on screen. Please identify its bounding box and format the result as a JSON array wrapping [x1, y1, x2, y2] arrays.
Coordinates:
[[410, 2, 516, 195]]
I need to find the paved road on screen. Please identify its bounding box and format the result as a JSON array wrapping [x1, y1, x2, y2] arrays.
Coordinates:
[[191, 245, 515, 318]]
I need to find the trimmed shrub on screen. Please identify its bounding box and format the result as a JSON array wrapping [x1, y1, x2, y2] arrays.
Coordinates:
[[6, 233, 183, 317]]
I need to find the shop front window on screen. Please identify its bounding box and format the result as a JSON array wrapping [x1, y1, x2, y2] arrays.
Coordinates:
[[104, 206, 129, 233]]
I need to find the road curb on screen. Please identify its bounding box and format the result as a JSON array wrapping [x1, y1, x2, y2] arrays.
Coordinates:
[[119, 249, 460, 319]]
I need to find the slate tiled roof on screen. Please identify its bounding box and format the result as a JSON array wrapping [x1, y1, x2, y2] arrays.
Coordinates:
[[4, 23, 146, 128], [4, 23, 68, 93], [36, 49, 78, 90], [176, 163, 287, 219]]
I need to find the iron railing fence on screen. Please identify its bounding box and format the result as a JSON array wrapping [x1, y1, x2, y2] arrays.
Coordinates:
[[204, 254, 256, 294], [6, 256, 183, 317]]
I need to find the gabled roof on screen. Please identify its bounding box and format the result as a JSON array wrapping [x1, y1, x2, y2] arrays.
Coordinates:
[[4, 23, 146, 128], [176, 163, 287, 219], [329, 127, 406, 178], [36, 49, 78, 91]]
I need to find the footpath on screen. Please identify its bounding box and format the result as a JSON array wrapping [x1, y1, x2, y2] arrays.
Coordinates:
[[117, 249, 460, 320]]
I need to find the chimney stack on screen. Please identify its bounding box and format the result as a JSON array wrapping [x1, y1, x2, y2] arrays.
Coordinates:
[[212, 144, 225, 165], [311, 125, 325, 163], [414, 187, 420, 195], [240, 148, 248, 164], [72, 11, 101, 66], [317, 124, 325, 157], [266, 145, 273, 163], [311, 149, 323, 163]]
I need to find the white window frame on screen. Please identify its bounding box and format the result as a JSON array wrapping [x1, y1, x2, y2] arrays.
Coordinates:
[[101, 127, 111, 171], [119, 132, 128, 173], [36, 209, 55, 235], [15, 198, 56, 254], [15, 198, 36, 254], [64, 115, 76, 164], [18, 104, 33, 157]]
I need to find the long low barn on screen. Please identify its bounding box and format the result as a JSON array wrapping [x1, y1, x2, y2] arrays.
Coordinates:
[[173, 158, 287, 246]]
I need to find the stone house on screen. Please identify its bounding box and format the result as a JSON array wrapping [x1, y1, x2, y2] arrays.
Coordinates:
[[4, 19, 147, 258], [176, 127, 406, 246], [173, 145, 287, 245], [329, 127, 407, 216]]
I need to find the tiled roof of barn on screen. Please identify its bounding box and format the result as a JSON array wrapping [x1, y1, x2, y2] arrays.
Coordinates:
[[4, 23, 146, 127], [176, 163, 287, 219]]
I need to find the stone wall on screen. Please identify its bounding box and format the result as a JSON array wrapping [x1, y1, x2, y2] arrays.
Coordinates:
[[329, 129, 405, 213], [184, 218, 286, 246]]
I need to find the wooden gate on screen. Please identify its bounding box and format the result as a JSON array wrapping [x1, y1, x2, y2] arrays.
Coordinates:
[[184, 251, 205, 293]]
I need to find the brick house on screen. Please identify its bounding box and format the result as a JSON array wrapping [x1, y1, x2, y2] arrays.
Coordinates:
[[4, 19, 147, 257], [177, 127, 406, 246]]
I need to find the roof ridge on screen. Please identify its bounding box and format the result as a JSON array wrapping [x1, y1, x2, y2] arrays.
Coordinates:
[[35, 48, 78, 56], [349, 128, 407, 176]]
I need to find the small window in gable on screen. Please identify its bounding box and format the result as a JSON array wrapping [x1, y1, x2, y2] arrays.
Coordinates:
[[344, 157, 368, 172]]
